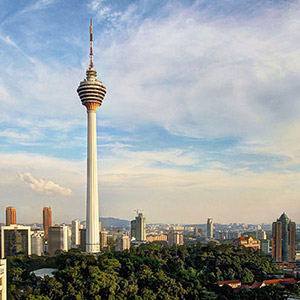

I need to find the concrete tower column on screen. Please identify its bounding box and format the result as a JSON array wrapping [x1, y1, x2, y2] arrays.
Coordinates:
[[86, 103, 100, 252]]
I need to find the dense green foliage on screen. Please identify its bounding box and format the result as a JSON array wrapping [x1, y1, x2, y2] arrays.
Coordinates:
[[6, 242, 299, 299]]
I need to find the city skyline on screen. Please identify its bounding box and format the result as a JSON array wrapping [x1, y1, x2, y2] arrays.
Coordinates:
[[1, 0, 300, 224]]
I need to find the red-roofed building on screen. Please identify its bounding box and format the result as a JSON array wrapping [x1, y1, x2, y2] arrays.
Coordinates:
[[263, 278, 297, 287], [251, 281, 263, 288], [218, 280, 241, 288]]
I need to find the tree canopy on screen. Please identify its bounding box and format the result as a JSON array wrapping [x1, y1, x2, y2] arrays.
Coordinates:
[[6, 243, 298, 300]]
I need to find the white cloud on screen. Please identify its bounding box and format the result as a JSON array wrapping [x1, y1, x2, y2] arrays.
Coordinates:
[[18, 171, 72, 196], [0, 150, 298, 224], [90, 1, 300, 162], [19, 0, 56, 15]]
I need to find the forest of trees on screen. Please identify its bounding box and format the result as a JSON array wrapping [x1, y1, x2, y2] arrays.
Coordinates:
[[6, 242, 300, 299]]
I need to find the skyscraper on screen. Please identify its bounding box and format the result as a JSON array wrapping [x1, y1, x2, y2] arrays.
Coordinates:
[[77, 20, 106, 253], [131, 212, 146, 241], [6, 206, 16, 226], [207, 218, 213, 238], [272, 212, 296, 262], [131, 220, 136, 239], [71, 219, 80, 247], [43, 207, 52, 240]]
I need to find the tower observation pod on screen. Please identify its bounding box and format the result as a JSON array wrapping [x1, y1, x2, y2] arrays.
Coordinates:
[[77, 19, 106, 253]]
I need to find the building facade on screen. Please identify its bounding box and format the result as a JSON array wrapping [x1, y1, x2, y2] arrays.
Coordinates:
[[43, 207, 52, 240], [207, 218, 213, 238], [71, 220, 80, 248], [272, 212, 296, 262], [146, 234, 168, 243], [1, 225, 31, 258], [6, 206, 16, 226], [168, 231, 184, 246], [193, 227, 204, 237], [31, 231, 44, 256], [256, 229, 267, 240], [115, 235, 131, 251], [48, 225, 68, 256], [0, 259, 6, 300], [79, 229, 86, 252], [131, 213, 146, 241], [233, 236, 261, 251], [131, 220, 136, 239], [100, 231, 108, 250], [261, 239, 270, 255]]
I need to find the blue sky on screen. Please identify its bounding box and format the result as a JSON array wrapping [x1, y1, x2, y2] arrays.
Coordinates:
[[1, 0, 300, 224]]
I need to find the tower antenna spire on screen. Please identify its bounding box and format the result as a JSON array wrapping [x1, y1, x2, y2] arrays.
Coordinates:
[[89, 19, 94, 68]]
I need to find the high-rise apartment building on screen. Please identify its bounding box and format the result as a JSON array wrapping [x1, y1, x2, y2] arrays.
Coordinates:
[[48, 225, 69, 256], [168, 231, 184, 246], [256, 229, 267, 240], [272, 212, 296, 262], [131, 213, 146, 241], [115, 234, 131, 251], [71, 220, 80, 247], [100, 231, 108, 250], [80, 229, 86, 252], [77, 20, 106, 253], [131, 220, 136, 239], [31, 232, 44, 256], [0, 259, 7, 300], [1, 225, 31, 258], [261, 240, 270, 255], [6, 206, 16, 226], [207, 218, 213, 238], [194, 227, 203, 237], [43, 207, 52, 240]]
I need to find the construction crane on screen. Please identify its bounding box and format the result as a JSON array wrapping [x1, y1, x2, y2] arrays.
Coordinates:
[[134, 209, 144, 215]]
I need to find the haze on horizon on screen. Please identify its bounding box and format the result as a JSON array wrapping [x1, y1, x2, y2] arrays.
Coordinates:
[[1, 0, 300, 225]]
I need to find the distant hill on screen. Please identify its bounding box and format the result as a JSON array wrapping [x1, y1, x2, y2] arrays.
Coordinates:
[[100, 217, 130, 229]]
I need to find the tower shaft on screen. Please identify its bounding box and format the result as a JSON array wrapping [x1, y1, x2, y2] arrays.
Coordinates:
[[86, 104, 100, 253], [77, 20, 106, 254]]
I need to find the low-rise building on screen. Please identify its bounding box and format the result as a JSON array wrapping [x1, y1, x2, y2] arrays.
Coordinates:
[[275, 262, 297, 271], [218, 280, 241, 288], [233, 236, 260, 251], [146, 234, 168, 243]]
